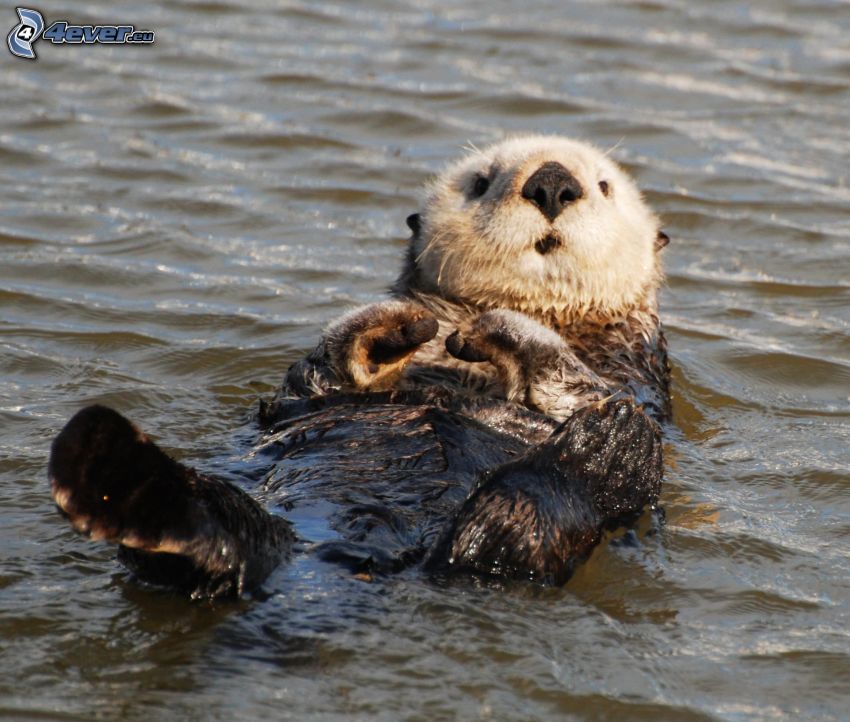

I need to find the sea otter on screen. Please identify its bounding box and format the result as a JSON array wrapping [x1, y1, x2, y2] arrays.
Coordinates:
[[49, 135, 670, 599]]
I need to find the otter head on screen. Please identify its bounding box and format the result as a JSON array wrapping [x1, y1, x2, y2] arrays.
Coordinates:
[[405, 135, 666, 322]]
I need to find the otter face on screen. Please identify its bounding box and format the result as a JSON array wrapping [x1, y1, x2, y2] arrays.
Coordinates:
[[410, 135, 664, 320]]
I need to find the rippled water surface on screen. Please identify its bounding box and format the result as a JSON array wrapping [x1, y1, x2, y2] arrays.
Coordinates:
[[2, 1, 849, 719]]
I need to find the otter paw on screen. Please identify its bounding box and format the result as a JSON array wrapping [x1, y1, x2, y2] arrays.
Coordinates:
[[327, 301, 439, 390], [49, 405, 201, 554], [446, 310, 564, 399], [446, 308, 564, 364]]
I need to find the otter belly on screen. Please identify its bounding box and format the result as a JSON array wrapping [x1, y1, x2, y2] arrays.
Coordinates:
[[256, 394, 529, 572]]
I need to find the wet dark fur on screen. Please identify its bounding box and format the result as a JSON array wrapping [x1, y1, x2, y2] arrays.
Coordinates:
[[49, 385, 661, 598], [48, 283, 668, 600]]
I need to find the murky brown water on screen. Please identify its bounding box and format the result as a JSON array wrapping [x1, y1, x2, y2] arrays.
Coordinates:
[[2, 1, 849, 719]]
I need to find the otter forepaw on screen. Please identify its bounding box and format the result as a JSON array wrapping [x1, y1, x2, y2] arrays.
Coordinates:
[[327, 301, 438, 390], [446, 310, 564, 400], [446, 309, 531, 360]]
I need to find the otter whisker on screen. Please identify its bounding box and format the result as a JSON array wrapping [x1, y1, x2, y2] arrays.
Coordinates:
[[602, 137, 625, 157], [461, 140, 483, 156]]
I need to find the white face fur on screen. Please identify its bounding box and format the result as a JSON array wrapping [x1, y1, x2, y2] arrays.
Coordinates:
[[412, 135, 663, 321]]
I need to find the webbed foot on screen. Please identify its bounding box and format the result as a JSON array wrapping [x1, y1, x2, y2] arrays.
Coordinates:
[[430, 397, 662, 585], [50, 405, 292, 598]]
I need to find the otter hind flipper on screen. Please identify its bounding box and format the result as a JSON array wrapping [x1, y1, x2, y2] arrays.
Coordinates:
[[429, 397, 662, 586], [49, 405, 194, 547], [49, 405, 293, 598]]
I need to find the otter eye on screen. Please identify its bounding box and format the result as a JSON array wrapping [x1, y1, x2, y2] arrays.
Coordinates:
[[472, 175, 490, 198], [598, 180, 610, 197]]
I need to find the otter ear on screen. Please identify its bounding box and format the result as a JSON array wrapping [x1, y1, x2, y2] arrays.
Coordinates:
[[406, 213, 422, 236], [655, 231, 670, 251]]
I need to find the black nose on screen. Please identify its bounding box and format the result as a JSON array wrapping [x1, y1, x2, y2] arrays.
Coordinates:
[[521, 162, 583, 221]]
